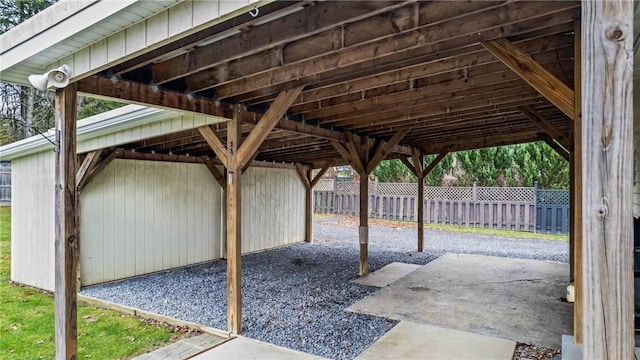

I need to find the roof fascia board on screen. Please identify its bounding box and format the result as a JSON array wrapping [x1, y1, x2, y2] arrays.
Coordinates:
[[1, 0, 138, 71]]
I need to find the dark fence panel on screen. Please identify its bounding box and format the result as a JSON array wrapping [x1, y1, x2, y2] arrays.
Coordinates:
[[0, 161, 10, 204]]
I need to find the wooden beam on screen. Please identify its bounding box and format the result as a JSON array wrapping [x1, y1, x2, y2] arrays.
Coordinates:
[[572, 18, 583, 346], [80, 148, 123, 190], [76, 150, 101, 189], [201, 156, 226, 189], [423, 147, 451, 178], [481, 38, 575, 120], [581, 1, 633, 358], [295, 164, 311, 190], [366, 127, 411, 174], [237, 87, 303, 169], [77, 76, 229, 117], [345, 133, 365, 174], [358, 169, 369, 276], [411, 148, 425, 253], [538, 133, 570, 162], [310, 161, 335, 188], [398, 155, 416, 176], [54, 83, 78, 360], [519, 105, 570, 148], [198, 126, 228, 168], [227, 104, 243, 334]]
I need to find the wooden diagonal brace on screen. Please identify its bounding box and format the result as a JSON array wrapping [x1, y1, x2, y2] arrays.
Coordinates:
[[398, 155, 416, 176], [538, 133, 570, 161], [519, 106, 570, 148], [199, 126, 228, 169], [76, 150, 101, 189], [295, 164, 311, 189], [345, 132, 365, 174], [237, 86, 303, 169], [201, 156, 226, 189], [310, 160, 335, 188], [79, 148, 123, 190], [423, 147, 451, 178], [482, 38, 575, 120], [366, 127, 411, 174], [410, 148, 424, 178]]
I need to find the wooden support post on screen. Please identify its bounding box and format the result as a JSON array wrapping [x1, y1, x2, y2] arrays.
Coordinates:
[[54, 83, 78, 360], [572, 19, 583, 345], [358, 168, 369, 276], [296, 161, 335, 243], [581, 2, 633, 358], [227, 103, 242, 334], [411, 148, 425, 252]]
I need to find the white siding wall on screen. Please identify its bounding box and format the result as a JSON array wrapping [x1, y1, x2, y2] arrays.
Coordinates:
[[10, 151, 55, 291], [52, 0, 265, 80], [80, 159, 222, 285], [241, 167, 305, 253]]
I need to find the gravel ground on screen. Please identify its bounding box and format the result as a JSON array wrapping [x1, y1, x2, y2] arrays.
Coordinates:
[[81, 216, 568, 359]]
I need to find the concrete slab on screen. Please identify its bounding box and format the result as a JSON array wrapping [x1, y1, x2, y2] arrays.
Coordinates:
[[133, 334, 227, 360], [356, 321, 515, 360], [191, 337, 328, 360], [351, 262, 422, 287], [347, 253, 572, 349]]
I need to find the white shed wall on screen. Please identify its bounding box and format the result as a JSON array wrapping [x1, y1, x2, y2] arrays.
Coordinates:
[[80, 159, 222, 285], [241, 167, 305, 253], [10, 151, 55, 291]]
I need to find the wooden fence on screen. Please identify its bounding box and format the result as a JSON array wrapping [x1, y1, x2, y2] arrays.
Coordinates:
[[0, 161, 10, 205], [314, 180, 568, 234]]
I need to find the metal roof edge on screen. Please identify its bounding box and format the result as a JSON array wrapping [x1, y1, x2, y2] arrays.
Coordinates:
[[0, 105, 175, 160]]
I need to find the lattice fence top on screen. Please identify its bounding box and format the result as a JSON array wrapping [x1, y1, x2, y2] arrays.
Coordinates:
[[315, 178, 334, 191], [316, 179, 540, 203], [476, 187, 534, 202], [537, 189, 570, 205], [424, 186, 473, 200]]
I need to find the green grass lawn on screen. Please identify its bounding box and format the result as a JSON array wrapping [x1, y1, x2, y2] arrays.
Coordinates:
[[0, 207, 187, 359]]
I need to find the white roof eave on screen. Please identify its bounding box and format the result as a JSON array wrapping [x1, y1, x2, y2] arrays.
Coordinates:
[[0, 105, 175, 160]]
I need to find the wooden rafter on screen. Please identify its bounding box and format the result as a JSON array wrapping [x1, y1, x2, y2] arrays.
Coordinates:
[[519, 105, 570, 148], [237, 87, 304, 169], [366, 128, 411, 174], [198, 126, 228, 168], [481, 38, 575, 120]]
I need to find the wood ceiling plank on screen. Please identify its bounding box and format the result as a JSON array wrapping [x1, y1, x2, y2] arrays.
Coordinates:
[[186, 2, 576, 96], [150, 1, 411, 84]]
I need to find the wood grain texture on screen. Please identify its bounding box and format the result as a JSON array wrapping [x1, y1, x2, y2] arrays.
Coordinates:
[[54, 84, 78, 360], [519, 105, 570, 148], [581, 2, 633, 358], [482, 38, 575, 120], [76, 150, 101, 189], [227, 104, 242, 334], [237, 87, 303, 169], [572, 18, 583, 345], [198, 126, 228, 168]]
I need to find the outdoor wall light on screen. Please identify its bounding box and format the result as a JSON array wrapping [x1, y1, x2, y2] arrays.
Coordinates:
[[28, 64, 72, 91]]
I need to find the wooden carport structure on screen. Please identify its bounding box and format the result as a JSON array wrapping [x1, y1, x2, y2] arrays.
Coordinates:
[[0, 1, 634, 359]]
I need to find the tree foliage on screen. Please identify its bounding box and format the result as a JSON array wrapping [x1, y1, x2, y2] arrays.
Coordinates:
[[372, 142, 569, 189]]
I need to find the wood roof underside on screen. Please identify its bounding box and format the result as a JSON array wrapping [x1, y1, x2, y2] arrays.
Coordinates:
[[77, 1, 578, 167]]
